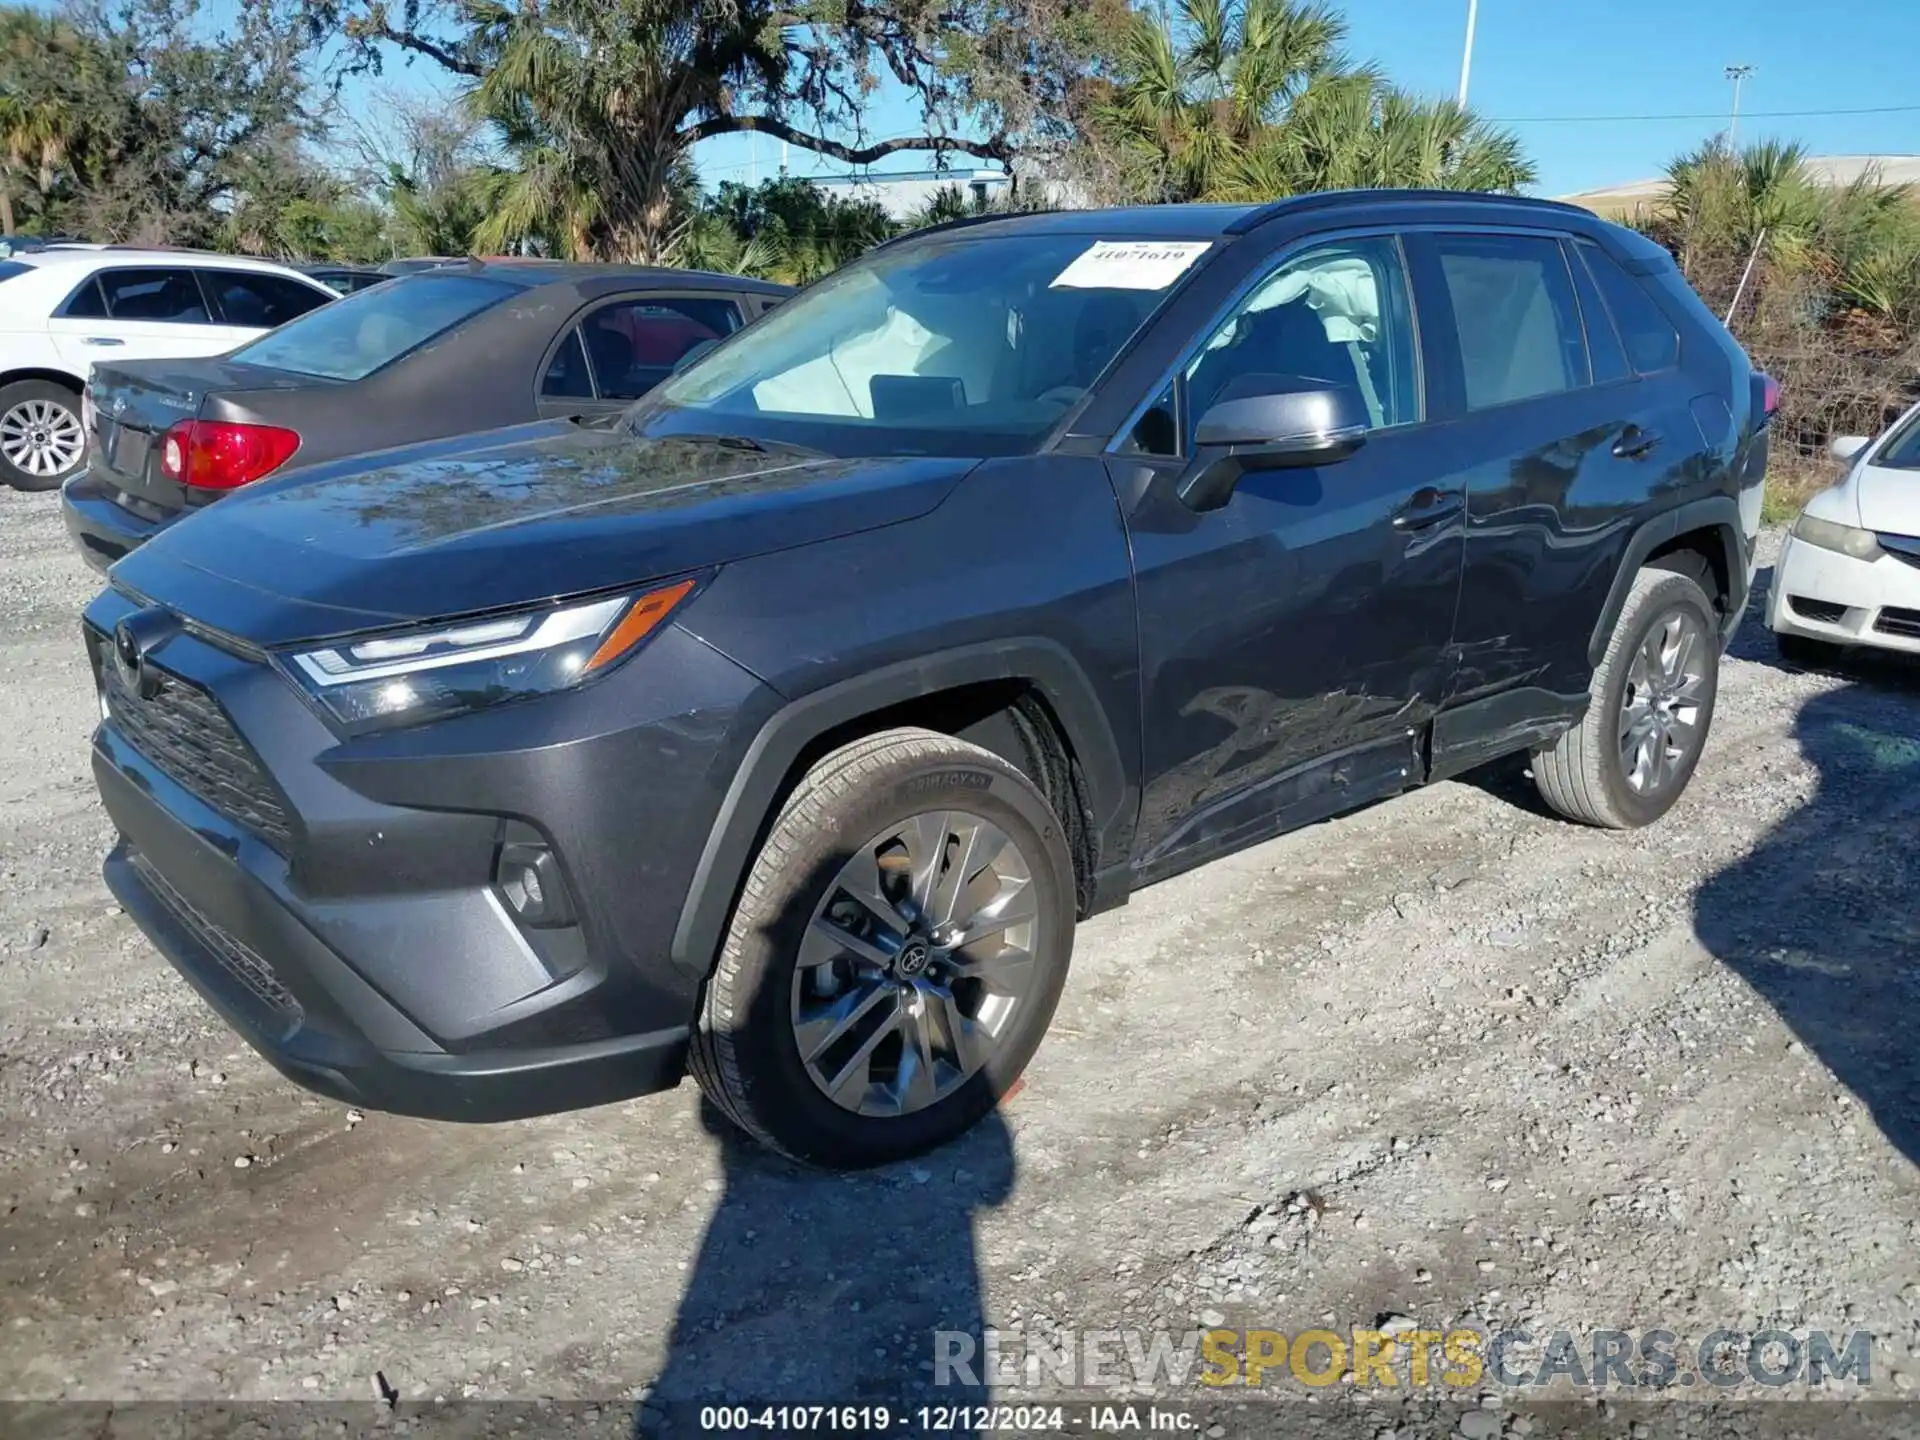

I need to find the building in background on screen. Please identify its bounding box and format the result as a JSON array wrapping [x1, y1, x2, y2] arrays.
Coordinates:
[[811, 167, 1016, 220]]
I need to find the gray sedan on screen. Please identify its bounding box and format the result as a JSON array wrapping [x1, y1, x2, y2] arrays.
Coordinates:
[[62, 261, 789, 572]]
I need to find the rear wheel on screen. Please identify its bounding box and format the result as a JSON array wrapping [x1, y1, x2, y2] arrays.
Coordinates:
[[1534, 568, 1719, 829], [0, 380, 85, 492], [690, 728, 1075, 1167]]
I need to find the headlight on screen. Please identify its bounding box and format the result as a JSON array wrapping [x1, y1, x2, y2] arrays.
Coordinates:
[[283, 578, 696, 732], [1791, 511, 1884, 562]]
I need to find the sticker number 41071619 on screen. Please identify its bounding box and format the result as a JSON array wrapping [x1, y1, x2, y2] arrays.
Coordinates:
[[1049, 240, 1211, 291]]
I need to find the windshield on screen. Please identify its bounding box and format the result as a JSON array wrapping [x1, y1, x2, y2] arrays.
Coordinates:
[[638, 233, 1211, 456], [1874, 406, 1920, 470], [229, 273, 515, 381]]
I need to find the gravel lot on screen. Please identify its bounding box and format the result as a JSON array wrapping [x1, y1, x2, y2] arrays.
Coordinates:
[[3, 482, 1919, 1437]]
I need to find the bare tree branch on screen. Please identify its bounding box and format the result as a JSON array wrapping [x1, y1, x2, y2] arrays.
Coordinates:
[[679, 114, 1010, 166]]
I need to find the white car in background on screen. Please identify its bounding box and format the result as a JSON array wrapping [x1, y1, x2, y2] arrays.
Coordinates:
[[1769, 403, 1920, 663], [0, 247, 336, 491]]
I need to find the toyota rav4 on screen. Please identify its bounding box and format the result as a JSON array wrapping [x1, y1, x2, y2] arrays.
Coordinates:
[[84, 192, 1771, 1167]]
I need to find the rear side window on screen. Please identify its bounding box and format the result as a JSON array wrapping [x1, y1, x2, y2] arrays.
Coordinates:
[[579, 295, 744, 400], [1563, 240, 1631, 385], [69, 268, 211, 323], [0, 260, 28, 283], [1577, 241, 1680, 373], [228, 273, 515, 382], [542, 329, 593, 399], [1431, 234, 1589, 410], [203, 270, 332, 328]]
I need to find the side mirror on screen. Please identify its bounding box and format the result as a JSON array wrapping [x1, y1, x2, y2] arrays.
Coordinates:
[[1178, 377, 1370, 512], [672, 339, 720, 375], [1829, 435, 1870, 462]]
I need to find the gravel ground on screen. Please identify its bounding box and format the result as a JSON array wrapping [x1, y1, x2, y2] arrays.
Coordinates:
[[3, 482, 1920, 1438]]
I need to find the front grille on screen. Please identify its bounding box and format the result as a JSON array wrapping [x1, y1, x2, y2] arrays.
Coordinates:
[[94, 636, 294, 852], [129, 850, 304, 1039], [1788, 595, 1848, 624], [1875, 606, 1920, 639]]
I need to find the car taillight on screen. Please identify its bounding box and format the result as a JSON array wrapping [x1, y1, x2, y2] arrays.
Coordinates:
[[1760, 373, 1781, 425], [81, 385, 95, 437], [159, 419, 300, 490]]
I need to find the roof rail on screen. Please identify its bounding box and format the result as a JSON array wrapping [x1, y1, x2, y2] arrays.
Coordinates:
[[1222, 189, 1593, 235]]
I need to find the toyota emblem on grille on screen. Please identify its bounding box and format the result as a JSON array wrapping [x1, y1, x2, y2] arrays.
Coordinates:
[[111, 608, 178, 700]]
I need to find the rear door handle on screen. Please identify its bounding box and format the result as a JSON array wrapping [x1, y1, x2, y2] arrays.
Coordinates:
[[82, 336, 125, 347], [1392, 486, 1464, 531], [1613, 425, 1660, 459]]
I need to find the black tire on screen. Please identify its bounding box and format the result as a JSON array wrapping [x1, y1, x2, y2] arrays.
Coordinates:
[[1776, 632, 1845, 670], [0, 379, 86, 492], [1534, 568, 1720, 829], [690, 727, 1076, 1167]]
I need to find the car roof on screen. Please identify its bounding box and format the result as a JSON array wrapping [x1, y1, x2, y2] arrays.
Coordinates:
[[14, 246, 327, 278], [884, 190, 1604, 245], [443, 259, 791, 297]]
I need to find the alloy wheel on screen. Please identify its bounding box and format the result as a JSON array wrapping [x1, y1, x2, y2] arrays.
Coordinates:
[[0, 398, 84, 479], [1618, 607, 1710, 795], [791, 810, 1040, 1117]]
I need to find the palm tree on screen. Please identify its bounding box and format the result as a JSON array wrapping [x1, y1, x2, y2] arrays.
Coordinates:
[[0, 10, 85, 235], [1096, 0, 1533, 202]]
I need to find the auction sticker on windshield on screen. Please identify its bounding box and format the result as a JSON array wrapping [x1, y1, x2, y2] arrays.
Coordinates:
[[1051, 240, 1210, 291]]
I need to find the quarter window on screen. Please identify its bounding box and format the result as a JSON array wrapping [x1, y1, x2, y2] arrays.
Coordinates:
[[1176, 235, 1420, 453], [1577, 240, 1681, 374], [1432, 234, 1589, 409], [542, 329, 594, 399]]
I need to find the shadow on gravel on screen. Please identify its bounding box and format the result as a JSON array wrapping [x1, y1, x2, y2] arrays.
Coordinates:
[[1694, 678, 1920, 1169], [634, 1100, 1012, 1438]]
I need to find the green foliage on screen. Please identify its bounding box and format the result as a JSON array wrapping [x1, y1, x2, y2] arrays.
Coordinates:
[[1089, 0, 1535, 203]]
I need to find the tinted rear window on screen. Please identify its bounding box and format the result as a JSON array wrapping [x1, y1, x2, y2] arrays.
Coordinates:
[[228, 273, 514, 381], [1577, 241, 1680, 373]]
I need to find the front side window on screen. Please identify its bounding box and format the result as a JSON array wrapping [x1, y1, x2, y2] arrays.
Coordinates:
[[229, 273, 515, 382], [1177, 235, 1420, 453], [73, 268, 210, 324], [642, 233, 1206, 456], [1432, 234, 1589, 410]]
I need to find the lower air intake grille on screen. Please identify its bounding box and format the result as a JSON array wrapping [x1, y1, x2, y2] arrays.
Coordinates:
[[1875, 607, 1920, 639], [129, 851, 304, 1039], [1788, 596, 1848, 625]]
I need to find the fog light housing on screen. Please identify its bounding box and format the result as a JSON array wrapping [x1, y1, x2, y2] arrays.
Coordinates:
[[495, 842, 575, 928]]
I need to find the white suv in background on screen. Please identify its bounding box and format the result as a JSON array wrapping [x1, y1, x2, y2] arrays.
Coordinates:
[[0, 247, 336, 490]]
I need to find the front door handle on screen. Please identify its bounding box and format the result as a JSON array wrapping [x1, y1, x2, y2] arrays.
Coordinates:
[[1613, 425, 1660, 459], [1392, 486, 1464, 531], [82, 336, 125, 347]]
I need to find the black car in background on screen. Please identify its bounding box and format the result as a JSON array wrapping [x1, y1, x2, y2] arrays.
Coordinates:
[[297, 263, 387, 295], [62, 261, 789, 572]]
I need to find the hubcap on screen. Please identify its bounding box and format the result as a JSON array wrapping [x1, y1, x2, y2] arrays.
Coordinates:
[[1618, 607, 1709, 794], [0, 398, 84, 478], [791, 810, 1040, 1118]]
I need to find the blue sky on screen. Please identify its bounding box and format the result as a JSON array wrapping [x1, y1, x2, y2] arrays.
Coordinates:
[[698, 0, 1920, 197]]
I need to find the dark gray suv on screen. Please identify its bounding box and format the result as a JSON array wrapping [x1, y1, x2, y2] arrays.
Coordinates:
[[84, 192, 1771, 1167]]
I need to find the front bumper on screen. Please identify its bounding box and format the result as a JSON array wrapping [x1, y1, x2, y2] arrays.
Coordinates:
[[84, 587, 778, 1122], [1766, 532, 1920, 655], [62, 470, 172, 575]]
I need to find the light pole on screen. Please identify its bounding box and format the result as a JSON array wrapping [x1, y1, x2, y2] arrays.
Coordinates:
[[1457, 0, 1480, 107], [1725, 64, 1755, 144]]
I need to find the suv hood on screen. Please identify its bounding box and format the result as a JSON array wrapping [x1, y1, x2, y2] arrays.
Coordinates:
[[112, 421, 976, 647]]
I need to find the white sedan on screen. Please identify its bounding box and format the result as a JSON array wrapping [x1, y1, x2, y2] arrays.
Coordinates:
[[1769, 406, 1920, 662], [0, 245, 335, 491]]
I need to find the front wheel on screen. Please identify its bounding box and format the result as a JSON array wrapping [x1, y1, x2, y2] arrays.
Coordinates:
[[690, 727, 1076, 1167], [0, 380, 86, 492], [1534, 567, 1720, 829]]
